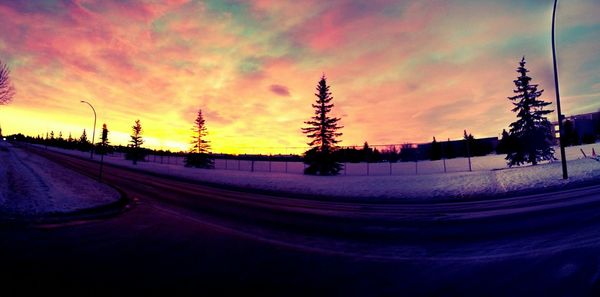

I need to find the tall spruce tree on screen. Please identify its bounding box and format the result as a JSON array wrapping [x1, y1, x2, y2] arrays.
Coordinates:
[[79, 129, 89, 151], [129, 119, 144, 165], [186, 109, 214, 168], [506, 57, 555, 166], [302, 75, 343, 175], [496, 129, 511, 154], [430, 137, 442, 160]]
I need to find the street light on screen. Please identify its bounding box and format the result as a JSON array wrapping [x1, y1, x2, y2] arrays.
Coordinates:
[[552, 0, 568, 179], [80, 100, 97, 159]]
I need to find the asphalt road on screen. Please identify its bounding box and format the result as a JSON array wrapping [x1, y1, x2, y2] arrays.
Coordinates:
[[2, 147, 600, 296]]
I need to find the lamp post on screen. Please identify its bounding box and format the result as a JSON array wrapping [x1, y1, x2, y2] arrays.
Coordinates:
[[80, 100, 96, 159], [552, 0, 568, 179]]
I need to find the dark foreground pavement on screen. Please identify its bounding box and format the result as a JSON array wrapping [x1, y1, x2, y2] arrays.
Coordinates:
[[2, 147, 600, 296]]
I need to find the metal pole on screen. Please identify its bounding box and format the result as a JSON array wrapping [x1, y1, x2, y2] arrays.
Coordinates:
[[552, 0, 568, 179], [99, 153, 104, 181], [80, 100, 96, 159], [442, 142, 447, 173]]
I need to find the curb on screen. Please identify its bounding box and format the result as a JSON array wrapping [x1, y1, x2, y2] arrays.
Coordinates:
[[0, 186, 132, 227]]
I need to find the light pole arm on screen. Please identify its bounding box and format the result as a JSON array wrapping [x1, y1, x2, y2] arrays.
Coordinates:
[[81, 100, 97, 159]]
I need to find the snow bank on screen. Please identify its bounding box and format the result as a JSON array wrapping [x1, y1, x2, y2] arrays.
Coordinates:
[[0, 142, 120, 218], [33, 143, 600, 201]]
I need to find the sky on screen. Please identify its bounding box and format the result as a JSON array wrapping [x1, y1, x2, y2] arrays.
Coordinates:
[[0, 0, 598, 154]]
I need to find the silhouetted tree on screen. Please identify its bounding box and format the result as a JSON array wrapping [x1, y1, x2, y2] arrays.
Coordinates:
[[430, 137, 442, 160], [0, 60, 15, 105], [94, 123, 111, 155], [362, 141, 372, 162], [561, 119, 580, 146], [186, 109, 214, 168], [78, 129, 91, 151], [445, 138, 455, 159], [302, 75, 343, 175], [382, 145, 400, 163], [128, 119, 144, 165], [506, 57, 555, 166], [496, 129, 512, 154], [463, 130, 475, 157], [399, 143, 417, 162]]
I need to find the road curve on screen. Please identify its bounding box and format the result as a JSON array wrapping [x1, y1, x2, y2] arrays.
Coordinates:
[[2, 146, 600, 296]]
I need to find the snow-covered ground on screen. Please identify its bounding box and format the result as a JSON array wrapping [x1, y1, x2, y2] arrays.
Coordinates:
[[0, 142, 120, 218], [35, 142, 600, 200]]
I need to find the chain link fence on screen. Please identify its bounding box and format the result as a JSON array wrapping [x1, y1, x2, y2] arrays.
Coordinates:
[[138, 137, 503, 176]]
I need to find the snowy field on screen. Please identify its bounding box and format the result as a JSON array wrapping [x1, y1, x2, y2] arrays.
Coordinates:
[[0, 142, 120, 218], [33, 142, 600, 201]]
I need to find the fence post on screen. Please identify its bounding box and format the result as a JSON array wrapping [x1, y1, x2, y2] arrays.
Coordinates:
[[238, 159, 241, 170], [466, 140, 472, 172], [251, 160, 255, 172], [366, 162, 370, 176], [269, 154, 272, 172], [442, 142, 447, 173], [415, 149, 419, 175]]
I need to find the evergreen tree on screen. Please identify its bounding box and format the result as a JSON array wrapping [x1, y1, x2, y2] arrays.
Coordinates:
[[186, 109, 214, 168], [301, 75, 343, 175], [129, 119, 144, 165], [506, 57, 555, 166], [496, 129, 511, 154], [95, 123, 109, 154], [78, 129, 90, 151], [463, 130, 475, 157], [362, 141, 372, 162], [79, 129, 88, 143], [445, 138, 455, 159], [430, 137, 442, 160]]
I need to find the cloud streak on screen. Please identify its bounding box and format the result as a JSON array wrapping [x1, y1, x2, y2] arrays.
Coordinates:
[[0, 0, 598, 153]]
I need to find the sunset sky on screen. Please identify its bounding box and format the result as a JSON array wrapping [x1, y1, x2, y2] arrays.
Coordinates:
[[0, 0, 598, 154]]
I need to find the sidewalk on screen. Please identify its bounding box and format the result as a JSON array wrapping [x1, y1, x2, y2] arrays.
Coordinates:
[[0, 142, 122, 221]]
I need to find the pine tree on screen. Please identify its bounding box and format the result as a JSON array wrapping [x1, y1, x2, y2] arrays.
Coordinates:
[[78, 129, 89, 151], [79, 129, 87, 143], [430, 137, 442, 160], [129, 119, 144, 165], [506, 57, 555, 166], [186, 109, 214, 168], [302, 75, 343, 175], [496, 129, 511, 154], [97, 123, 110, 155], [362, 141, 372, 162], [464, 130, 475, 157]]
